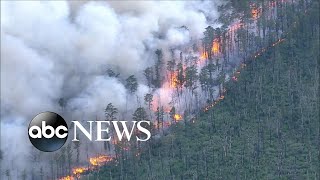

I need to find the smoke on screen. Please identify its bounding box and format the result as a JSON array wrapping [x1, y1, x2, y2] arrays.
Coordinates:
[[0, 0, 220, 179]]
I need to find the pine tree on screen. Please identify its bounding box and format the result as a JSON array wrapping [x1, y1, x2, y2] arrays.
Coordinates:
[[125, 75, 138, 94], [105, 103, 118, 151]]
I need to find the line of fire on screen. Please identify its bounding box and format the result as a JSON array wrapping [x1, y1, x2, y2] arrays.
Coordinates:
[[56, 0, 298, 179]]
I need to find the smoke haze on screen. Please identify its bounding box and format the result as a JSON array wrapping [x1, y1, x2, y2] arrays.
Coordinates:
[[0, 1, 221, 178]]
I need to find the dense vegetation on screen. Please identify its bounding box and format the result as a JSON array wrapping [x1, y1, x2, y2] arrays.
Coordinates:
[[90, 0, 319, 179]]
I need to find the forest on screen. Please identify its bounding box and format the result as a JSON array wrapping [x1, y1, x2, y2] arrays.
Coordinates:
[[1, 0, 319, 180], [54, 0, 319, 179]]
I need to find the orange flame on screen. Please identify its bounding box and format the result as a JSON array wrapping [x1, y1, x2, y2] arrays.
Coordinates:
[[89, 155, 114, 166], [200, 51, 207, 60], [212, 39, 220, 54], [58, 155, 115, 180], [170, 72, 178, 88], [250, 3, 261, 20], [72, 167, 88, 176], [59, 176, 74, 180], [174, 114, 182, 121]]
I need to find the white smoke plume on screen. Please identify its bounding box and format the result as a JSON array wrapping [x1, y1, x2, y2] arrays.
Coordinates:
[[0, 1, 221, 179]]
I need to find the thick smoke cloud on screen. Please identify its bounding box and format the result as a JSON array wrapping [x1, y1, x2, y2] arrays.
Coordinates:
[[0, 1, 220, 178]]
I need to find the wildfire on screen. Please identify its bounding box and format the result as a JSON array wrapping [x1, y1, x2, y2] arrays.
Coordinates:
[[203, 37, 285, 113], [212, 39, 220, 54], [174, 114, 182, 121], [170, 72, 178, 88], [229, 22, 243, 32], [203, 88, 227, 112], [204, 101, 217, 112], [90, 155, 114, 166], [72, 167, 88, 175], [58, 155, 115, 180], [59, 2, 289, 179], [250, 3, 261, 20], [253, 38, 285, 59], [59, 176, 74, 180], [199, 39, 219, 61], [200, 51, 207, 60], [58, 41, 285, 180]]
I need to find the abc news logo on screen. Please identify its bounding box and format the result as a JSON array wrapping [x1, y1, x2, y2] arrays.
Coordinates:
[[28, 112, 68, 152], [28, 112, 151, 152]]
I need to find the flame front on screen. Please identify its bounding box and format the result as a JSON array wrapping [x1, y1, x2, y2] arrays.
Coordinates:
[[59, 155, 115, 180], [73, 167, 88, 176], [58, 1, 288, 178], [59, 176, 74, 180], [90, 155, 114, 166], [58, 36, 286, 180]]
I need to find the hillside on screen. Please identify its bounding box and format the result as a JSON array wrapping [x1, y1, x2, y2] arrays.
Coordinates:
[[1, 1, 319, 180], [92, 3, 319, 179]]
